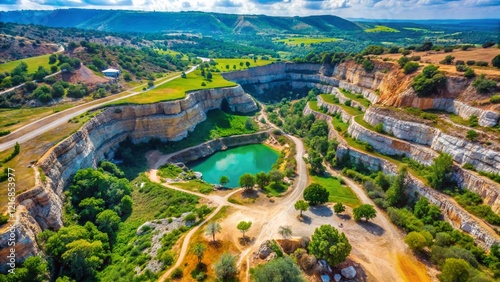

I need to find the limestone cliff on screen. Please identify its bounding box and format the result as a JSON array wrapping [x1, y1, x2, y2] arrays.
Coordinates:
[[0, 86, 257, 270], [336, 144, 500, 249]]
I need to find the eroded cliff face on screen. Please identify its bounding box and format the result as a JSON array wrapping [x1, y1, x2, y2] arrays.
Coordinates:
[[336, 144, 500, 249], [364, 107, 500, 174], [0, 86, 257, 270]]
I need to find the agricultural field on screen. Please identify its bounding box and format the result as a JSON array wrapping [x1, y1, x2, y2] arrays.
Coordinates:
[[0, 53, 53, 74], [110, 70, 237, 105], [365, 25, 400, 33], [273, 37, 340, 46]]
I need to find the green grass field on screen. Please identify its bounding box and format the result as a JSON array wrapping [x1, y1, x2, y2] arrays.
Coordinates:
[[319, 94, 363, 116], [331, 115, 349, 133], [0, 54, 53, 74], [308, 100, 321, 112], [0, 104, 75, 132], [274, 37, 340, 46], [110, 70, 236, 105], [365, 25, 400, 33], [339, 89, 371, 107], [172, 180, 214, 194], [311, 175, 361, 207], [213, 58, 274, 71]]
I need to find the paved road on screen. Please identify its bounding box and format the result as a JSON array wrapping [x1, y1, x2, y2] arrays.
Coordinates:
[[0, 64, 200, 151]]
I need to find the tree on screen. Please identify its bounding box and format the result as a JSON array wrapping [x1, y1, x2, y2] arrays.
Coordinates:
[[440, 55, 455, 65], [120, 195, 133, 216], [308, 150, 325, 175], [412, 64, 446, 96], [78, 197, 105, 222], [398, 56, 410, 68], [237, 221, 252, 241], [466, 130, 478, 141], [51, 82, 65, 98], [251, 256, 305, 282], [362, 59, 374, 71], [245, 117, 255, 130], [428, 153, 453, 190], [219, 175, 230, 187], [214, 253, 237, 281], [278, 225, 292, 239], [403, 62, 419, 74], [205, 221, 222, 242], [492, 55, 500, 68], [255, 172, 270, 189], [239, 173, 255, 190], [148, 80, 154, 88], [405, 231, 428, 253], [473, 74, 497, 93], [191, 243, 207, 263], [439, 258, 470, 282], [60, 62, 74, 73], [61, 239, 106, 280], [333, 202, 345, 214], [245, 61, 251, 67], [33, 66, 49, 81], [123, 71, 132, 81], [49, 54, 57, 64], [206, 71, 213, 80], [294, 200, 309, 217], [269, 169, 283, 184], [181, 71, 186, 78], [353, 204, 377, 222], [386, 167, 407, 207], [308, 225, 351, 266], [303, 183, 329, 205], [3, 256, 49, 282], [95, 209, 121, 236]]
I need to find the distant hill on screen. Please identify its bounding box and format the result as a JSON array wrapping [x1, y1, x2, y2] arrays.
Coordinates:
[[0, 9, 362, 35]]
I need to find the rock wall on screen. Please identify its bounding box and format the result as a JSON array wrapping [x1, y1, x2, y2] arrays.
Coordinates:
[[336, 144, 500, 249], [364, 107, 500, 174], [0, 86, 257, 270], [303, 103, 341, 141], [316, 95, 352, 123]]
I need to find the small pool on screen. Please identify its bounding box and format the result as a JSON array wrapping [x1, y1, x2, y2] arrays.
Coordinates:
[[187, 144, 279, 188]]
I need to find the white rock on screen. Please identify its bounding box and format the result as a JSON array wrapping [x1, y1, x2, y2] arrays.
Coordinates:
[[341, 266, 357, 279]]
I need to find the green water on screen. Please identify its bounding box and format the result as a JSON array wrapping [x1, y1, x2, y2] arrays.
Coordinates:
[[187, 144, 279, 188]]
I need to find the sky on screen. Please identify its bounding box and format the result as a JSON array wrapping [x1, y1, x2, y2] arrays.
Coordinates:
[[0, 0, 499, 19]]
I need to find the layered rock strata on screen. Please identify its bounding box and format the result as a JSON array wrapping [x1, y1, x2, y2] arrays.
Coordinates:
[[0, 86, 257, 270], [336, 144, 500, 249]]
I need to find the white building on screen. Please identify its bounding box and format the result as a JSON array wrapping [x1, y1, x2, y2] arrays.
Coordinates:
[[102, 68, 121, 78]]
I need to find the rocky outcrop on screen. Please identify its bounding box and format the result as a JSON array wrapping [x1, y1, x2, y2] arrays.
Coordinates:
[[336, 144, 500, 249], [364, 107, 500, 174], [316, 95, 352, 123], [167, 131, 270, 164], [0, 85, 257, 268], [303, 103, 340, 141]]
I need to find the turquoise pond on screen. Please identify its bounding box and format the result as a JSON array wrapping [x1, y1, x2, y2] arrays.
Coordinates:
[[187, 144, 279, 188]]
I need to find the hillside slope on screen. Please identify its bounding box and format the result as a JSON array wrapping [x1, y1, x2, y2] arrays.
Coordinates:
[[0, 9, 361, 35]]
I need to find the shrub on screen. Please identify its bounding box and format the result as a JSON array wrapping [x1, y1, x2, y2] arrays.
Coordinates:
[[466, 60, 475, 66], [476, 61, 489, 67], [403, 62, 419, 74], [398, 56, 410, 68], [170, 268, 183, 279], [362, 59, 374, 71], [490, 95, 500, 104], [464, 68, 475, 78], [456, 65, 468, 72], [412, 65, 446, 96], [440, 55, 455, 65], [374, 123, 384, 133], [344, 99, 352, 107], [483, 42, 495, 48], [493, 55, 500, 68], [473, 75, 497, 93]]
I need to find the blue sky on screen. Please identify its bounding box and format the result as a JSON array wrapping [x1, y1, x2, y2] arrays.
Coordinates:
[[0, 0, 499, 19]]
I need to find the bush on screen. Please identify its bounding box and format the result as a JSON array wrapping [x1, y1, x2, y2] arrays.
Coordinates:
[[403, 62, 419, 74], [490, 95, 500, 104], [170, 268, 183, 279], [362, 59, 374, 71], [440, 55, 455, 65], [456, 65, 468, 72], [303, 184, 329, 205], [466, 60, 476, 66], [374, 123, 384, 133], [492, 55, 500, 68], [344, 99, 352, 107], [398, 56, 410, 68], [412, 65, 446, 96], [473, 75, 497, 93], [483, 42, 495, 48], [464, 68, 475, 78], [184, 213, 197, 222], [476, 61, 489, 67]]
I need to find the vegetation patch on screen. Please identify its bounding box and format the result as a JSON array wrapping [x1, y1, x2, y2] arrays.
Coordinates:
[[171, 179, 214, 194], [365, 25, 400, 33], [311, 175, 361, 207], [213, 58, 274, 71], [274, 37, 340, 46]]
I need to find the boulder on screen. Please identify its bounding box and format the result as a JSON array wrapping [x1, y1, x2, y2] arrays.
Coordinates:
[[334, 274, 342, 282], [258, 240, 272, 259], [341, 266, 357, 279]]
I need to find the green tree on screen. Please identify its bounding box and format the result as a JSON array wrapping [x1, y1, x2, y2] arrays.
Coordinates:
[[294, 200, 309, 217], [440, 55, 455, 65], [123, 71, 132, 81], [33, 66, 49, 81], [414, 197, 441, 224], [303, 183, 329, 205], [62, 239, 106, 280], [11, 61, 28, 76], [78, 197, 105, 222], [191, 243, 207, 263], [439, 258, 470, 282], [245, 117, 255, 130], [51, 82, 65, 98], [386, 167, 407, 207], [362, 59, 374, 71], [120, 195, 133, 216], [308, 225, 351, 266], [245, 61, 251, 67], [405, 231, 429, 253], [0, 256, 50, 282], [308, 150, 325, 175], [403, 62, 420, 74], [49, 54, 57, 64], [278, 225, 292, 239], [353, 204, 377, 222], [251, 256, 305, 282], [398, 56, 410, 68], [428, 153, 453, 190], [206, 71, 213, 80], [466, 130, 478, 141], [255, 172, 270, 189], [219, 175, 230, 187], [473, 74, 497, 93], [412, 65, 446, 96], [214, 253, 237, 281], [205, 221, 222, 242], [239, 173, 255, 190], [492, 54, 500, 68], [269, 169, 283, 184], [60, 62, 74, 73], [95, 209, 121, 236], [237, 221, 252, 241], [333, 202, 345, 214]]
